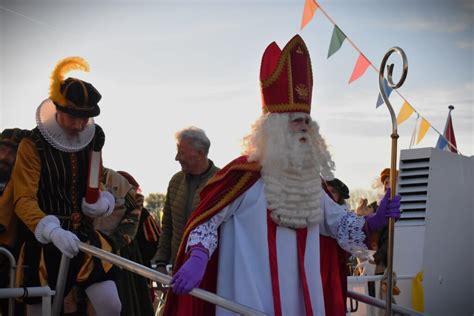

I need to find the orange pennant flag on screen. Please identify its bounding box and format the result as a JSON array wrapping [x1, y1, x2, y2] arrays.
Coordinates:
[[301, 0, 319, 30], [416, 118, 431, 144], [397, 101, 414, 126], [349, 53, 371, 84]]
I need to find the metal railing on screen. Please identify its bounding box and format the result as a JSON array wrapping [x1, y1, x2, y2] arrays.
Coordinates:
[[3, 244, 425, 316], [347, 272, 423, 315], [0, 247, 16, 316], [51, 254, 70, 316], [76, 242, 267, 316], [347, 290, 423, 316], [71, 243, 424, 316], [348, 274, 416, 283], [0, 246, 55, 316], [0, 286, 55, 316]]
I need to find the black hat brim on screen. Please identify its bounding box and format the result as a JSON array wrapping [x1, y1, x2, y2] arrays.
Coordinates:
[[54, 102, 100, 118]]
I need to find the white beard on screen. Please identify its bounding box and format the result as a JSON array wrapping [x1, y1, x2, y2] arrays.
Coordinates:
[[262, 131, 324, 229]]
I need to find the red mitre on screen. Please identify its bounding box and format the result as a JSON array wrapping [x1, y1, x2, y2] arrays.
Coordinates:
[[260, 34, 313, 114]]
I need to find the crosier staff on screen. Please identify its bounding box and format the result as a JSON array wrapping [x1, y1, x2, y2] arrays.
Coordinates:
[[378, 46, 408, 315]]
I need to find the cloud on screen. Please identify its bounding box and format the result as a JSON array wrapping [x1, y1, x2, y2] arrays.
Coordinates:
[[392, 16, 470, 33], [317, 81, 473, 142], [463, 0, 474, 11], [413, 82, 473, 113], [456, 40, 474, 49], [401, 83, 473, 140], [380, 0, 472, 34]]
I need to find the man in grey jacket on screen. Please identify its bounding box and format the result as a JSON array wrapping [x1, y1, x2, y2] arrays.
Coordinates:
[[155, 127, 219, 276]]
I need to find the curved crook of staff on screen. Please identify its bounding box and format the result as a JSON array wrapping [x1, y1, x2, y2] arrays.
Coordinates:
[[378, 46, 408, 316]]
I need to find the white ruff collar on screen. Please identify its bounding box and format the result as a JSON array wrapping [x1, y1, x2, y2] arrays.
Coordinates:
[[36, 99, 95, 153]]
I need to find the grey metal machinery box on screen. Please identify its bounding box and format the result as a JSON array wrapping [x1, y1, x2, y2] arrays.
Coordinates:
[[394, 147, 473, 315]]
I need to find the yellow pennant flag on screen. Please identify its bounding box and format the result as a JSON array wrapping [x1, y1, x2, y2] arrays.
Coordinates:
[[416, 118, 430, 144], [301, 0, 319, 30], [412, 271, 424, 312], [397, 101, 414, 126]]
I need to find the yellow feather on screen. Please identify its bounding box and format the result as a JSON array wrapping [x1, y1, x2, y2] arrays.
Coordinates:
[[49, 57, 90, 106]]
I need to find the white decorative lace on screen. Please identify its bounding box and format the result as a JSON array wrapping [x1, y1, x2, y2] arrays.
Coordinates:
[[36, 99, 95, 153], [337, 212, 369, 258], [187, 216, 219, 255]]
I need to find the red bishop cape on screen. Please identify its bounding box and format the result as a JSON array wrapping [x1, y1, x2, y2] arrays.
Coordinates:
[[163, 156, 348, 316]]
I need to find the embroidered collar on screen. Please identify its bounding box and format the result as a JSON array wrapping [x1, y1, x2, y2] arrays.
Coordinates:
[[36, 99, 95, 153]]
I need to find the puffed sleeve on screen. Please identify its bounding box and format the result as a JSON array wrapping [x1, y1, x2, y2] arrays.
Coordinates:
[[12, 137, 46, 232], [319, 191, 368, 257], [186, 187, 247, 256]]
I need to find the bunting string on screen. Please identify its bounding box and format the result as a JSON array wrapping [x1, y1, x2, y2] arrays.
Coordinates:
[[317, 4, 378, 69], [409, 114, 420, 149], [301, 0, 461, 154]]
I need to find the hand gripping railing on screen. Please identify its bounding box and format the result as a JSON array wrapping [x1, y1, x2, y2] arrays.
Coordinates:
[[62, 242, 267, 316]]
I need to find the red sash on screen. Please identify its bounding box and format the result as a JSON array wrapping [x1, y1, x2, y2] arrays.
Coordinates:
[[163, 156, 261, 316], [266, 212, 314, 316], [164, 157, 347, 316], [321, 182, 349, 316]]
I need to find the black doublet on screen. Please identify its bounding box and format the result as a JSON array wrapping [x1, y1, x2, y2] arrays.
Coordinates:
[[17, 125, 114, 304], [30, 125, 105, 230]]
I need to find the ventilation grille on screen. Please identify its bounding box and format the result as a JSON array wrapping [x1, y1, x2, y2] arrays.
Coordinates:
[[398, 157, 430, 224]]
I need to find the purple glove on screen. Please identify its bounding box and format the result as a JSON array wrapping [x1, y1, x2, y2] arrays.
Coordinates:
[[366, 189, 401, 233], [171, 247, 209, 294]]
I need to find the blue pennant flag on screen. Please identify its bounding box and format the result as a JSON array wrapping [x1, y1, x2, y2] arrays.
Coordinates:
[[376, 79, 393, 108]]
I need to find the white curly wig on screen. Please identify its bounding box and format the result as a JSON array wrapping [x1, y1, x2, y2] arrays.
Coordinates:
[[241, 112, 336, 228]]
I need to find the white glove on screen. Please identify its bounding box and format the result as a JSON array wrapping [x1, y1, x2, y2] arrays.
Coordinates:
[[35, 215, 80, 258], [82, 190, 115, 218]]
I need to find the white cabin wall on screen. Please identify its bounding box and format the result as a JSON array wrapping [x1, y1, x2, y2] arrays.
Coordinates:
[[396, 148, 473, 315]]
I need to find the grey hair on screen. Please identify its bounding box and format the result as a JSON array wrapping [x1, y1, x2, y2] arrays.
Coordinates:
[[175, 126, 211, 155]]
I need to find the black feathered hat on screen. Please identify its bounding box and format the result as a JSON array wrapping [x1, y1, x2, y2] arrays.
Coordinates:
[[49, 57, 101, 118], [0, 128, 29, 148], [326, 178, 350, 199]]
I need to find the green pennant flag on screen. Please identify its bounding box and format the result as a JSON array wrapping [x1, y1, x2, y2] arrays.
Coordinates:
[[327, 25, 346, 58]]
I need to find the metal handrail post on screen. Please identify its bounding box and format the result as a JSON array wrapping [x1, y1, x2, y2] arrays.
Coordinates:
[[51, 254, 70, 316], [42, 294, 52, 316], [77, 242, 267, 316], [0, 246, 17, 316]]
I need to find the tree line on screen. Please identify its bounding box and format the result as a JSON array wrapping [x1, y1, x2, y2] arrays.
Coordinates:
[[144, 192, 166, 221]]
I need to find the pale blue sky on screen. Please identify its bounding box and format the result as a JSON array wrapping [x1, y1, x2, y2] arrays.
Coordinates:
[[1, 0, 472, 196]]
